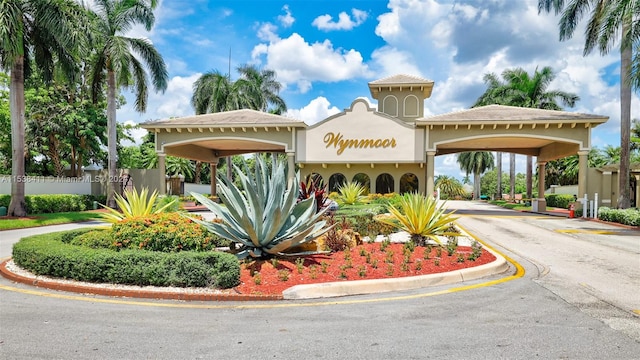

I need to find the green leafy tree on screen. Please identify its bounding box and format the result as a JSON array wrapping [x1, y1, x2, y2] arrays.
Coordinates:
[[456, 151, 494, 200], [0, 0, 85, 216], [87, 0, 168, 208], [539, 0, 634, 208]]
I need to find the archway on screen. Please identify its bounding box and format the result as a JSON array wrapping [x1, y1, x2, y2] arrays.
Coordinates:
[[353, 173, 370, 194], [400, 173, 419, 193], [376, 173, 394, 194], [329, 173, 346, 193]]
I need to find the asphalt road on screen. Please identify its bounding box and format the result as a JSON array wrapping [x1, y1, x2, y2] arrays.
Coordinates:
[[0, 201, 639, 359]]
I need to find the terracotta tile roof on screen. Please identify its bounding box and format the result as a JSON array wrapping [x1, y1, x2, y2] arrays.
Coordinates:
[[141, 109, 306, 128], [417, 105, 609, 124]]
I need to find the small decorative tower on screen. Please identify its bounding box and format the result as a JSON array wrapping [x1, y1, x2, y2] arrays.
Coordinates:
[[368, 74, 434, 122]]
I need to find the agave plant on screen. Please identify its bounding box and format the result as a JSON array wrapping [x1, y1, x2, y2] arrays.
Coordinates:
[[336, 181, 368, 205], [188, 156, 332, 259], [376, 192, 459, 246], [100, 187, 178, 224]]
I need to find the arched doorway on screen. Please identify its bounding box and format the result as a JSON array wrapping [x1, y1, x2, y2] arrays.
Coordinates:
[[400, 173, 419, 193], [376, 173, 394, 194], [353, 173, 370, 194], [329, 173, 347, 193]]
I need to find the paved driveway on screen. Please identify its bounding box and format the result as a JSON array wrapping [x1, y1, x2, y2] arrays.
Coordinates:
[[1, 202, 639, 359]]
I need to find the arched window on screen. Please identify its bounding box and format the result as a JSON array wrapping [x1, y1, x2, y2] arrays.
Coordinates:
[[382, 95, 398, 117], [400, 173, 419, 194], [329, 173, 347, 193], [403, 95, 419, 117], [376, 173, 394, 194], [352, 173, 370, 194]]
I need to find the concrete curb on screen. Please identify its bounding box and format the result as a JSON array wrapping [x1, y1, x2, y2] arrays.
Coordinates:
[[283, 246, 510, 299]]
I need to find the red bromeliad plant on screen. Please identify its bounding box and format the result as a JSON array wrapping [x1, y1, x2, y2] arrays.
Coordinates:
[[299, 175, 328, 213]]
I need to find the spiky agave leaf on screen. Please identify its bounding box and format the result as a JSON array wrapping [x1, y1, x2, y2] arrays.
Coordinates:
[[186, 156, 331, 259], [377, 192, 459, 244], [99, 187, 178, 223]]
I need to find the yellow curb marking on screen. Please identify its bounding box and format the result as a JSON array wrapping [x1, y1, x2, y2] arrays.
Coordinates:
[[555, 229, 619, 235], [0, 227, 525, 309]]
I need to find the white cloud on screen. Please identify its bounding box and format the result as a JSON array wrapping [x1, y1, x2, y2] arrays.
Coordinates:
[[312, 9, 368, 31], [278, 5, 295, 28], [286, 97, 341, 125], [121, 120, 148, 146], [117, 73, 201, 127], [252, 33, 371, 92]]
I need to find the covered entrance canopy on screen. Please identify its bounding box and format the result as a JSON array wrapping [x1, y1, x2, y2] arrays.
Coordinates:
[[418, 104, 608, 204], [141, 74, 608, 212]]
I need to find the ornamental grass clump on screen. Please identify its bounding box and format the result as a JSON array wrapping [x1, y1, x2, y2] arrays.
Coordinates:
[[377, 192, 459, 246], [188, 156, 332, 260]]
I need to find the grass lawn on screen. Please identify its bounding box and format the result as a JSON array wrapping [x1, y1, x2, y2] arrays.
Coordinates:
[[0, 211, 104, 231]]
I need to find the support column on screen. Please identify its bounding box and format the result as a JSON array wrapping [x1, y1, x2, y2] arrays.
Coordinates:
[[533, 161, 547, 212], [426, 151, 435, 197], [286, 152, 296, 188], [210, 161, 218, 198], [578, 150, 589, 199], [634, 175, 640, 208], [158, 152, 166, 195]]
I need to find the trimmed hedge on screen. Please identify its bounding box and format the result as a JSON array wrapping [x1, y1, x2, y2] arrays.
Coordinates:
[[12, 231, 240, 288], [545, 194, 575, 209], [0, 194, 107, 214], [598, 207, 640, 226]]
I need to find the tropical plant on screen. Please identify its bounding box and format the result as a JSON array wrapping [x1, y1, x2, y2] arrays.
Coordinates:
[[99, 187, 178, 223], [336, 181, 368, 205], [86, 0, 168, 208], [376, 192, 459, 246], [188, 156, 332, 260], [299, 174, 328, 213], [538, 0, 634, 208], [456, 151, 494, 200], [434, 175, 466, 199], [1, 0, 86, 216]]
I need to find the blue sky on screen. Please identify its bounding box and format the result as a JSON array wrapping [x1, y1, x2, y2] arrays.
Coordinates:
[[119, 0, 639, 180]]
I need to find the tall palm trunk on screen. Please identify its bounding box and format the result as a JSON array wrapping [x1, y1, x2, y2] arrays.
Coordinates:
[[509, 153, 516, 199], [618, 25, 632, 209], [473, 171, 481, 200], [8, 56, 27, 217], [496, 152, 502, 199], [107, 69, 118, 208]]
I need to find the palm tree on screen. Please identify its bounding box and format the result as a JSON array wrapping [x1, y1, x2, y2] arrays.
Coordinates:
[[236, 64, 287, 114], [474, 66, 579, 199], [539, 0, 633, 208], [0, 0, 85, 216], [456, 151, 495, 200], [434, 175, 465, 199], [191, 65, 287, 180], [87, 0, 168, 208], [509, 153, 516, 199]]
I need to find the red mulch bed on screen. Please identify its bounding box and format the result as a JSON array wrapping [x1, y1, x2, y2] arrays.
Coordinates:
[[234, 243, 496, 296]]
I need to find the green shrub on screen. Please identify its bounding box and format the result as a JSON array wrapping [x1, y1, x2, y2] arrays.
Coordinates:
[[0, 194, 106, 213], [545, 194, 575, 209], [111, 212, 220, 252], [69, 229, 113, 249], [598, 207, 640, 226], [12, 231, 240, 288]]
